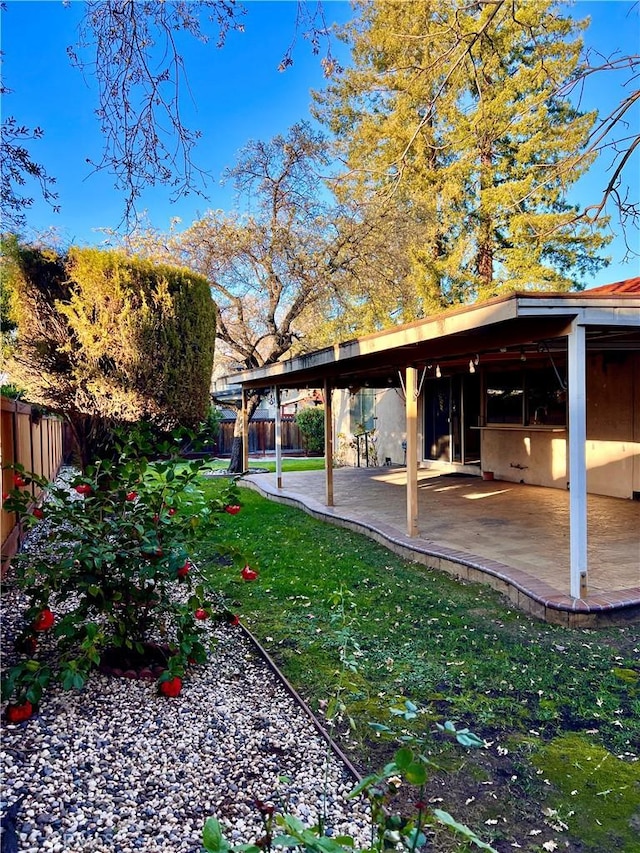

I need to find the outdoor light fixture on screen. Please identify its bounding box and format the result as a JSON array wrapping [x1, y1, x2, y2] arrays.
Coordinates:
[[469, 354, 479, 373], [435, 364, 442, 378], [520, 347, 527, 362]]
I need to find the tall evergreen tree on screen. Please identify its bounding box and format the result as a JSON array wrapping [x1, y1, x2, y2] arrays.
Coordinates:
[[315, 0, 611, 312]]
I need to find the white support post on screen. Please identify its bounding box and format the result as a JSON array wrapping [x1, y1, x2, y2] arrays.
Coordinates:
[[274, 387, 283, 489], [406, 367, 419, 537], [324, 379, 334, 507], [568, 322, 588, 599], [241, 389, 249, 473]]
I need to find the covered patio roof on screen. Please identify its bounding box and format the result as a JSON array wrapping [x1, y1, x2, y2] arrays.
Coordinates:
[[231, 288, 640, 620], [232, 290, 640, 391]]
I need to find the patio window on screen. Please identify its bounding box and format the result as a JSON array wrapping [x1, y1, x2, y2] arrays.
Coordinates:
[[350, 388, 376, 432], [486, 367, 566, 426], [486, 370, 524, 424]]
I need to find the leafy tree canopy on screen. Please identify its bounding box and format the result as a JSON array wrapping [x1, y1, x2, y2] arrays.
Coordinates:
[[314, 0, 614, 311]]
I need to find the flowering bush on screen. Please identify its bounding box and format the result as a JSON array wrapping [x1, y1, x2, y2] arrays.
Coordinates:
[[1, 424, 244, 715]]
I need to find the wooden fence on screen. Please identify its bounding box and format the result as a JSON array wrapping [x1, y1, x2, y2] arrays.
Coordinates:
[[1, 397, 64, 572], [216, 416, 304, 456]]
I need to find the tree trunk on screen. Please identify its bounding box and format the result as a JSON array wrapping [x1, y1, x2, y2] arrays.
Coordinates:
[[227, 435, 244, 474], [66, 413, 113, 471], [476, 139, 494, 298], [225, 392, 263, 474]]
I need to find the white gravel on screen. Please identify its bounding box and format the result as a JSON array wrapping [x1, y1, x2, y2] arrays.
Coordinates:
[[1, 608, 371, 852], [1, 473, 371, 852]]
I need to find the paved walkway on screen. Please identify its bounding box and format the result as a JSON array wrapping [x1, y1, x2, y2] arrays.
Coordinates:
[[243, 467, 640, 627]]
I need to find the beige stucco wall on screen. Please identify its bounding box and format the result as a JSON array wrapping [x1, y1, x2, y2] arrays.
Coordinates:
[[481, 429, 568, 488], [585, 351, 640, 498], [481, 352, 640, 499], [332, 388, 408, 467], [333, 352, 639, 498]]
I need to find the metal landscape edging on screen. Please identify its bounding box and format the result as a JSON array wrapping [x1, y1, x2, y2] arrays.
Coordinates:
[[236, 622, 363, 783]]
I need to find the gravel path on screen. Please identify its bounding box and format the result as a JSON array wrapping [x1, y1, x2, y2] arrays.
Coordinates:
[[1, 608, 371, 852], [1, 467, 370, 851]]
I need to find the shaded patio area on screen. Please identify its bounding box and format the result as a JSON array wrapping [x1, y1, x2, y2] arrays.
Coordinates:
[[242, 467, 640, 627]]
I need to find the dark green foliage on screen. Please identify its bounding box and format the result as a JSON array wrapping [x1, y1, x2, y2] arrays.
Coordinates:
[[3, 238, 216, 466], [1, 424, 242, 709], [295, 406, 325, 455]]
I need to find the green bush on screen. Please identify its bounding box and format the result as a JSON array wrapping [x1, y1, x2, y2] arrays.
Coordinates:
[[2, 237, 216, 466], [295, 406, 325, 456], [1, 424, 245, 716]]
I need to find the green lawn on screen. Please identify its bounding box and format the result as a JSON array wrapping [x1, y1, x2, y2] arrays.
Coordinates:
[[200, 457, 326, 473], [194, 479, 640, 852]]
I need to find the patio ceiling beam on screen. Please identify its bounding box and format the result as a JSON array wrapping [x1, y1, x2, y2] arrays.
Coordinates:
[[517, 301, 640, 327], [233, 317, 575, 393]]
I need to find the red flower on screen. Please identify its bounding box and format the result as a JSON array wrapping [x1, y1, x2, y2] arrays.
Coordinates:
[[33, 608, 55, 632], [33, 507, 44, 520], [74, 484, 92, 496], [241, 565, 258, 582], [152, 513, 160, 523], [227, 613, 240, 626], [159, 676, 182, 697], [13, 474, 26, 488], [2, 492, 10, 501], [224, 504, 241, 515], [168, 507, 177, 516], [194, 608, 209, 620], [177, 561, 190, 579], [5, 701, 33, 723], [125, 491, 138, 501]]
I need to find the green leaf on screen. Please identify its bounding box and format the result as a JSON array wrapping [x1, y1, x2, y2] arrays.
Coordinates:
[[271, 836, 300, 848], [456, 732, 485, 748], [403, 761, 428, 786], [25, 682, 43, 704], [394, 746, 413, 770], [433, 810, 498, 852], [279, 814, 306, 834], [61, 670, 75, 691], [333, 836, 354, 847], [347, 773, 379, 798], [405, 828, 427, 848], [202, 818, 231, 853]]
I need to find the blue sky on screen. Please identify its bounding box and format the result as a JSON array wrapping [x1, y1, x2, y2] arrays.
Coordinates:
[[1, 0, 638, 287]]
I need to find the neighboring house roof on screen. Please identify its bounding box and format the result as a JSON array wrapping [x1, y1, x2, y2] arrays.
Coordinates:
[[588, 277, 640, 294]]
